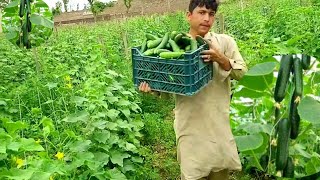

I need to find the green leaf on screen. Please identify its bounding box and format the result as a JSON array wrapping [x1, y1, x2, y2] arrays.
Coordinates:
[[94, 152, 109, 165], [6, 0, 20, 8], [45, 82, 58, 89], [246, 62, 277, 76], [0, 143, 6, 154], [68, 140, 91, 153], [238, 73, 274, 91], [237, 123, 273, 135], [5, 31, 17, 40], [62, 111, 90, 123], [121, 109, 131, 119], [106, 168, 127, 180], [110, 151, 131, 167], [107, 109, 120, 120], [34, 1, 49, 8], [93, 130, 111, 144], [116, 120, 132, 130], [235, 134, 264, 152], [3, 121, 28, 135], [19, 138, 44, 152], [30, 171, 51, 180], [298, 96, 320, 124], [30, 14, 54, 28], [233, 87, 265, 98], [125, 142, 137, 152], [0, 101, 7, 106], [117, 99, 131, 106], [305, 156, 320, 175], [71, 96, 88, 106], [7, 142, 21, 152], [106, 96, 119, 104], [293, 143, 312, 159], [7, 169, 34, 180], [131, 156, 143, 163]]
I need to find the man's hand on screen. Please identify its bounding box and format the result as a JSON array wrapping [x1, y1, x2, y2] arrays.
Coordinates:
[[198, 35, 232, 71], [139, 81, 152, 93]]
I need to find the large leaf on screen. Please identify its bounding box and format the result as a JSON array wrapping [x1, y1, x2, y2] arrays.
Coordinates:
[[237, 123, 273, 135], [298, 96, 320, 124], [30, 172, 51, 180], [110, 151, 131, 167], [19, 138, 44, 152], [0, 143, 6, 154], [305, 156, 320, 175], [238, 73, 274, 91], [30, 14, 54, 28], [106, 168, 127, 180], [93, 130, 110, 144], [6, 169, 34, 180], [5, 0, 19, 8], [246, 62, 277, 76], [68, 140, 91, 153], [62, 111, 90, 123], [233, 87, 265, 98], [235, 134, 264, 152]]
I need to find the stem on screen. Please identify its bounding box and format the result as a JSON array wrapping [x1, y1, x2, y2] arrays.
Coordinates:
[[251, 150, 263, 171]]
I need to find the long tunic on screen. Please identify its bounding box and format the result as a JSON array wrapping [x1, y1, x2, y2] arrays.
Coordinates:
[[173, 32, 248, 180]]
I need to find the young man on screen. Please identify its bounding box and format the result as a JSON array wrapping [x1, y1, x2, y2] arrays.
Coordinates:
[[139, 0, 248, 179]]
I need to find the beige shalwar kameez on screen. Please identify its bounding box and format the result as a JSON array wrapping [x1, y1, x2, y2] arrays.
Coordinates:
[[173, 32, 248, 180]]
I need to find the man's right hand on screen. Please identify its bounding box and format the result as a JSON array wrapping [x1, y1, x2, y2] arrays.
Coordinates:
[[139, 81, 152, 93]]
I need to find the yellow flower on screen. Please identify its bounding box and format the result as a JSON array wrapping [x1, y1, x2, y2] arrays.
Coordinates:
[[35, 139, 41, 144], [16, 158, 24, 168], [49, 176, 54, 180], [55, 152, 64, 160], [64, 75, 72, 82], [66, 83, 73, 89]]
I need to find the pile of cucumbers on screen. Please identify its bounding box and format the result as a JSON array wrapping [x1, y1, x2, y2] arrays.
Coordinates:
[[273, 54, 311, 177], [139, 31, 207, 59], [17, 0, 33, 49]]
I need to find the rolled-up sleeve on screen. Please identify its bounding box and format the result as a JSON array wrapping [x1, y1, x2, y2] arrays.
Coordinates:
[[218, 35, 247, 81]]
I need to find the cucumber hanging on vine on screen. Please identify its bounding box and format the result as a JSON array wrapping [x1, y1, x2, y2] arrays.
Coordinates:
[[19, 0, 25, 17]]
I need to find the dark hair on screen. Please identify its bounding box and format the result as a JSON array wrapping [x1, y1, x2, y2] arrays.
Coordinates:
[[188, 0, 219, 13]]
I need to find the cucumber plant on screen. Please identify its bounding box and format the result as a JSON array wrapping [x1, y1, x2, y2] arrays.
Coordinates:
[[1, 0, 53, 49]]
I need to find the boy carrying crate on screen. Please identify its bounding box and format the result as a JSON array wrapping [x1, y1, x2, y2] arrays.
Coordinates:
[[139, 0, 248, 179]]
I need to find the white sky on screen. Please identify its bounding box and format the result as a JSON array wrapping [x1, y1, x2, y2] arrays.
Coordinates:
[[43, 0, 116, 11]]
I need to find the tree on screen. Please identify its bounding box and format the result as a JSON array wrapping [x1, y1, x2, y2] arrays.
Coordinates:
[[52, 2, 62, 16], [124, 0, 133, 14], [62, 0, 69, 12], [91, 1, 106, 22]]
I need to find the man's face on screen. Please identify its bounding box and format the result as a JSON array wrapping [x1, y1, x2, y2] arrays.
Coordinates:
[[187, 6, 216, 36]]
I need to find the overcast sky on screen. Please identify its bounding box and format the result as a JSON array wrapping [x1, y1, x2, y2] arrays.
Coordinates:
[[43, 0, 116, 11]]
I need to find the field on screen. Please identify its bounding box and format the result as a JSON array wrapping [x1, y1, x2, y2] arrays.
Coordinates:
[[1, 0, 320, 179]]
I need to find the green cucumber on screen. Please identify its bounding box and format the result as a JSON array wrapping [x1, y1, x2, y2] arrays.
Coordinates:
[[143, 48, 155, 56], [174, 33, 183, 43], [289, 92, 300, 139], [19, 0, 25, 17], [154, 49, 171, 55], [274, 55, 293, 103], [276, 118, 291, 171], [170, 31, 178, 39], [22, 22, 28, 46], [185, 45, 191, 51], [156, 32, 170, 50], [145, 33, 158, 40], [147, 38, 163, 49], [140, 39, 147, 53], [292, 57, 303, 98], [26, 40, 31, 49], [168, 39, 181, 52], [301, 54, 311, 70], [196, 35, 206, 46], [27, 14, 32, 32], [25, 0, 31, 14], [283, 157, 294, 178], [160, 52, 185, 59], [190, 39, 198, 51]]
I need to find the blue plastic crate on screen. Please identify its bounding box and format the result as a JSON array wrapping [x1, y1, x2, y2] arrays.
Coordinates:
[[132, 44, 213, 96]]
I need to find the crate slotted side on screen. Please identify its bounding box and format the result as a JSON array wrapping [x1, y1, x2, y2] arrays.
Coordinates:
[[132, 44, 213, 96]]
